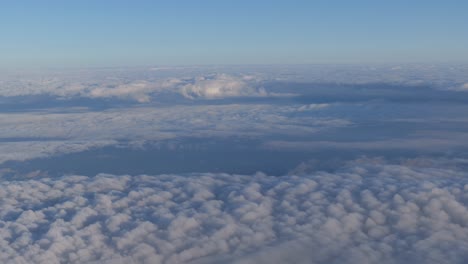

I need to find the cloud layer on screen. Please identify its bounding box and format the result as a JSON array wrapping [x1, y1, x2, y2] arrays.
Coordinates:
[[0, 104, 349, 164], [0, 71, 268, 102], [1, 161, 467, 263], [1, 65, 468, 263], [3, 64, 468, 103]]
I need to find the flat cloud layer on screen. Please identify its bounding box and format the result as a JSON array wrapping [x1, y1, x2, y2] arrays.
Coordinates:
[[0, 104, 349, 164], [1, 161, 467, 263]]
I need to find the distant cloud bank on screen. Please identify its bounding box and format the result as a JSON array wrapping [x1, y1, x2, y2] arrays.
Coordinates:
[[0, 72, 269, 102], [1, 64, 468, 102]]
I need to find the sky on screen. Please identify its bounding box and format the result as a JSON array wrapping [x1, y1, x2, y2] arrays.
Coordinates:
[[1, 0, 468, 67]]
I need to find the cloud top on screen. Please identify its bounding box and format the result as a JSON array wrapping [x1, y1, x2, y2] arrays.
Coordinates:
[[1, 162, 467, 263], [180, 74, 267, 99]]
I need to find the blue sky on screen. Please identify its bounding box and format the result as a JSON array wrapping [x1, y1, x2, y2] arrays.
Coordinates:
[[1, 0, 467, 67]]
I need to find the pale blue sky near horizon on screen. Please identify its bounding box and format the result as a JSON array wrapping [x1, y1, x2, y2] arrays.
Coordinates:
[[1, 0, 467, 68]]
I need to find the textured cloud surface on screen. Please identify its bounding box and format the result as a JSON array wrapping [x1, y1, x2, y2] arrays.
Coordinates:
[[180, 74, 267, 99], [2, 65, 468, 263], [1, 162, 467, 264], [0, 104, 349, 164]]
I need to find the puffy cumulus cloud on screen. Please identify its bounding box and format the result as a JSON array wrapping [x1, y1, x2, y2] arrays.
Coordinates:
[[1, 162, 468, 263], [180, 74, 267, 99]]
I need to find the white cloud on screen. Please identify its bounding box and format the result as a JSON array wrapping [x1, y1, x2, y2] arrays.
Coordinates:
[[0, 162, 467, 263], [180, 74, 267, 99]]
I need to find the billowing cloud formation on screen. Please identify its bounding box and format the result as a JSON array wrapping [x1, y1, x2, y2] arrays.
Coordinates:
[[1, 162, 467, 263], [180, 74, 267, 99]]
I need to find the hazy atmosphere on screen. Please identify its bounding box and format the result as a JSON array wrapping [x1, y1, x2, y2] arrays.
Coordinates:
[[1, 1, 468, 264]]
